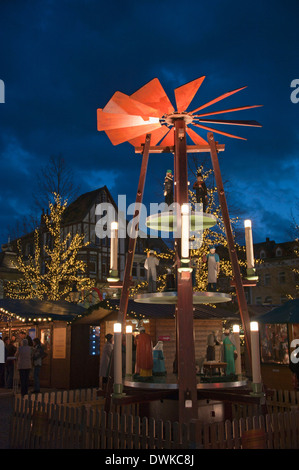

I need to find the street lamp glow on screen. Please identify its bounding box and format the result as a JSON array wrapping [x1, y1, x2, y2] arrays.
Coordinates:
[[244, 219, 252, 228], [233, 324, 240, 333], [126, 325, 133, 334]]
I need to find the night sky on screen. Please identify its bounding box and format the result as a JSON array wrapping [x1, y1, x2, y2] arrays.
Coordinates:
[[0, 0, 298, 247]]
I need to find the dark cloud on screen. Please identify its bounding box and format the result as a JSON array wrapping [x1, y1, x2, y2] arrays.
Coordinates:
[[0, 0, 298, 245]]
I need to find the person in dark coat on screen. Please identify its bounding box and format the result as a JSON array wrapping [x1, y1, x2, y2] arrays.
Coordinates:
[[4, 337, 16, 389], [193, 172, 208, 212], [164, 169, 174, 206], [99, 334, 113, 390]]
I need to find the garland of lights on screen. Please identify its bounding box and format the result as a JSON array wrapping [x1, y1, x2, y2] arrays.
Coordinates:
[[5, 193, 95, 301]]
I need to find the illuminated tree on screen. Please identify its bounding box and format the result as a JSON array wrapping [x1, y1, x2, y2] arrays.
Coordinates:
[[5, 193, 94, 300]]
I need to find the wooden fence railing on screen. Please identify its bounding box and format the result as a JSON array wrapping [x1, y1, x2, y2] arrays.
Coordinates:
[[8, 388, 299, 449]]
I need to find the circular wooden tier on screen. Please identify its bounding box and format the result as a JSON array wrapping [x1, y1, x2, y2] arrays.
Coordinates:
[[145, 211, 217, 232], [134, 291, 232, 304], [124, 374, 247, 390]]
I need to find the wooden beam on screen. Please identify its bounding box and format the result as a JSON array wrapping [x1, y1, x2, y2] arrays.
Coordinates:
[[134, 144, 225, 154], [208, 132, 252, 363]]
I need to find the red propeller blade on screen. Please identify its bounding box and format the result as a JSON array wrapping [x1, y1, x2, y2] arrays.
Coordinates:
[[186, 128, 208, 145], [130, 78, 174, 116], [103, 91, 160, 117], [105, 123, 161, 146], [174, 76, 205, 112], [159, 128, 175, 146], [196, 119, 262, 127], [128, 126, 170, 147], [97, 109, 159, 131], [194, 104, 263, 118], [190, 86, 247, 114], [192, 123, 247, 140]]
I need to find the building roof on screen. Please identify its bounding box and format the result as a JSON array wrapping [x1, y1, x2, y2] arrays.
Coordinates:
[[62, 185, 115, 225]]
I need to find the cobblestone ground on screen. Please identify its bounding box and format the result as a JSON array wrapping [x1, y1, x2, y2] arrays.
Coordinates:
[[0, 391, 14, 449]]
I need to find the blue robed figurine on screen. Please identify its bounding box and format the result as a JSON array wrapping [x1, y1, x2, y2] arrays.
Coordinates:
[[202, 246, 220, 292]]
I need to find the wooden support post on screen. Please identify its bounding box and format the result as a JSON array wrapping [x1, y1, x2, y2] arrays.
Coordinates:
[[174, 119, 198, 424], [207, 132, 252, 362], [119, 134, 151, 326]]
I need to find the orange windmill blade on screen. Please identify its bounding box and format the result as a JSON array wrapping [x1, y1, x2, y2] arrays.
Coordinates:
[[174, 76, 205, 112], [97, 76, 262, 148]]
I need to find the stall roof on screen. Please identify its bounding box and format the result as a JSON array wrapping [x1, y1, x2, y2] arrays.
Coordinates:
[[0, 299, 86, 322], [257, 299, 299, 324]]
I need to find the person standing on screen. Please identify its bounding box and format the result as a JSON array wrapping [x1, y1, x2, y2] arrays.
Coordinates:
[[99, 334, 113, 390], [193, 172, 208, 212], [32, 338, 44, 393], [4, 337, 16, 389], [144, 251, 159, 293], [221, 330, 236, 376], [135, 327, 153, 378], [164, 169, 174, 207], [206, 331, 220, 361], [15, 339, 32, 396], [203, 246, 220, 292]]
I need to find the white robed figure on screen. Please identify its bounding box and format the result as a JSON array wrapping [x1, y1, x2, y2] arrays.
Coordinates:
[[144, 251, 159, 293]]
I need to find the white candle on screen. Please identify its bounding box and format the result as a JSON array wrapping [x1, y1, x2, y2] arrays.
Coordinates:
[[244, 220, 254, 271], [125, 325, 133, 376], [110, 221, 119, 273], [181, 204, 190, 260], [113, 322, 122, 386], [232, 324, 241, 375], [250, 321, 261, 384]]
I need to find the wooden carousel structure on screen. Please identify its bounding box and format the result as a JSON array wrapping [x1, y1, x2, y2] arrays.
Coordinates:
[[97, 76, 262, 423]]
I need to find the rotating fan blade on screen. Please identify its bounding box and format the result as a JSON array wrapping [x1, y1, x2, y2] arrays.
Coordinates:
[[103, 91, 160, 117], [194, 104, 263, 118], [159, 128, 175, 146], [186, 128, 208, 145], [105, 123, 161, 146], [192, 123, 247, 140], [130, 78, 174, 116], [190, 86, 247, 114], [97, 109, 159, 131], [196, 119, 262, 128], [128, 126, 170, 147], [174, 76, 205, 112]]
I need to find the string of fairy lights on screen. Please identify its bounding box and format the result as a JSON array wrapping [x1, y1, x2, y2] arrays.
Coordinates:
[[4, 193, 95, 301]]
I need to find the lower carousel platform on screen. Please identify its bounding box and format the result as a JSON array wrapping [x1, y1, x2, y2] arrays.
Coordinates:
[[134, 291, 232, 304], [123, 373, 247, 390]]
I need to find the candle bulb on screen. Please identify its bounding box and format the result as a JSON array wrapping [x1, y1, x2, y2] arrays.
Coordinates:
[[244, 220, 258, 280], [113, 322, 123, 397], [178, 204, 192, 272], [181, 203, 189, 260], [250, 321, 263, 395], [108, 221, 120, 282], [232, 324, 242, 376], [126, 325, 133, 377]]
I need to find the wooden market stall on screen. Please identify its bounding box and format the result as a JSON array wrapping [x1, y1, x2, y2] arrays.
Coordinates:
[[257, 299, 299, 390]]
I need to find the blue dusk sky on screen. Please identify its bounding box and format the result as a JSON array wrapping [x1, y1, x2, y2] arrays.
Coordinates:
[[0, 0, 298, 246]]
